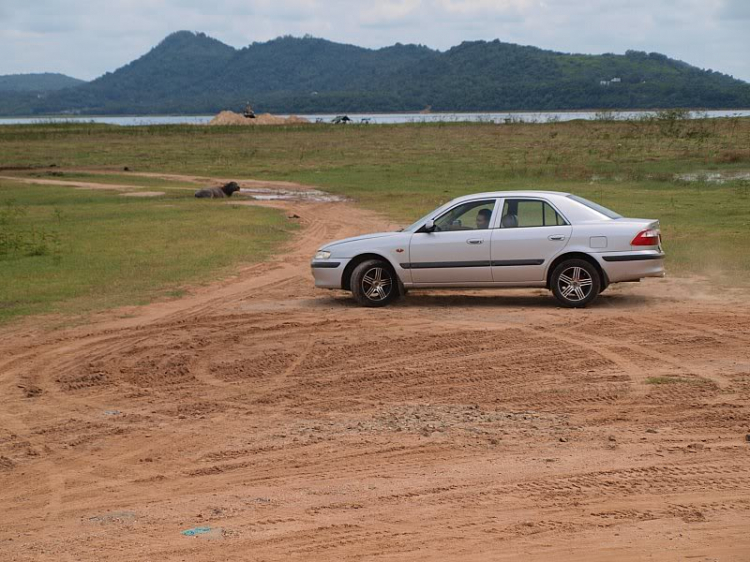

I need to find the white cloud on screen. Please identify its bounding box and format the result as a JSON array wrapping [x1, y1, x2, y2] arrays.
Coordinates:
[[0, 0, 747, 82], [360, 0, 422, 27], [435, 0, 536, 15]]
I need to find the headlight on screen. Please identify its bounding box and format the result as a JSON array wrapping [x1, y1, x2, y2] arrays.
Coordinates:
[[314, 250, 331, 260]]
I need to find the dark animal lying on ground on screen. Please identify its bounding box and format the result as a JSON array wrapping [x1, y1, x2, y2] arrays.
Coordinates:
[[194, 182, 241, 199]]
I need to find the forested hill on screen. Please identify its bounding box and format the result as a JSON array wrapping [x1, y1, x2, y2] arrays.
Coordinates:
[[0, 73, 85, 92], [2, 31, 749, 116]]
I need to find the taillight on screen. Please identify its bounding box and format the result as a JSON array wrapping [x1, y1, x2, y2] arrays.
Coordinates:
[[631, 228, 661, 246]]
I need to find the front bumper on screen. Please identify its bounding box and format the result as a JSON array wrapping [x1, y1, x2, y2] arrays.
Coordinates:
[[597, 251, 666, 283], [311, 259, 349, 289]]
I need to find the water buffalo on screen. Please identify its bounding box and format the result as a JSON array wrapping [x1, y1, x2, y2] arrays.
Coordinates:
[[194, 182, 241, 199]]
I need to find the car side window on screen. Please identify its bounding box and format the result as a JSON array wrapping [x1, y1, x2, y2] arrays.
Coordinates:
[[501, 199, 567, 228], [544, 202, 566, 226], [434, 200, 496, 231]]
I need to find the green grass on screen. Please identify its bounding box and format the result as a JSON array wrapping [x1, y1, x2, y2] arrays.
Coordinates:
[[645, 376, 711, 386], [0, 181, 295, 323], [1, 117, 749, 322]]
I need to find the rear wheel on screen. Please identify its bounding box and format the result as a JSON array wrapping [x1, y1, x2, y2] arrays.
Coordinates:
[[351, 259, 398, 307], [550, 259, 601, 308]]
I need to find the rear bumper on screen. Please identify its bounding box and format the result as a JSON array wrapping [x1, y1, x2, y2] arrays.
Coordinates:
[[311, 259, 349, 289], [596, 251, 665, 282]]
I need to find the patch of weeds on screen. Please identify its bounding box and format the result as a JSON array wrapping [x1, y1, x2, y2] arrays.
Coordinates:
[[165, 289, 187, 298], [714, 150, 749, 164], [646, 376, 707, 386], [0, 199, 61, 259], [734, 180, 750, 200]]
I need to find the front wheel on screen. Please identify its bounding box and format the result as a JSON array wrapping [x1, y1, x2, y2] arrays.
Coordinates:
[[550, 259, 601, 308], [351, 259, 398, 307]]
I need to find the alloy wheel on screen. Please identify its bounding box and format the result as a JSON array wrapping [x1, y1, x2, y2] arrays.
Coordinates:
[[557, 266, 593, 302], [361, 267, 393, 301]]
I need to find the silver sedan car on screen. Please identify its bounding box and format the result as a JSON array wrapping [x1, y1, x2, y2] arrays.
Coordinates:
[[311, 191, 665, 307]]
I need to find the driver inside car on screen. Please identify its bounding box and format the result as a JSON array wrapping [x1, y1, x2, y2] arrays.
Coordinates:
[[476, 208, 492, 229]]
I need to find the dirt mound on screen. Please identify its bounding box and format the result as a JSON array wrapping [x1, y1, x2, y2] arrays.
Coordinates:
[[208, 111, 309, 126]]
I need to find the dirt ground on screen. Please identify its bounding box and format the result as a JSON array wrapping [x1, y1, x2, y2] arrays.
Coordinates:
[[1, 179, 749, 561]]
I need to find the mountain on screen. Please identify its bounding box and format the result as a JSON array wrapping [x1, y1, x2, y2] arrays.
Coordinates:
[[2, 31, 749, 116], [0, 73, 85, 92]]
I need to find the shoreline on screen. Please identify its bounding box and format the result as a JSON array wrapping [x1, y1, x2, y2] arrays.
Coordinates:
[[2, 107, 750, 121]]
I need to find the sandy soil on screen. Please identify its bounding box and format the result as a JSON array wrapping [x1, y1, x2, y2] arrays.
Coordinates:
[[0, 175, 166, 193], [0, 172, 320, 194], [1, 182, 749, 561]]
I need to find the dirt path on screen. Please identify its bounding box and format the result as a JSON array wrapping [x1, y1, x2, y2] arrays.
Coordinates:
[[0, 174, 170, 193], [1, 179, 749, 561], [0, 170, 321, 192]]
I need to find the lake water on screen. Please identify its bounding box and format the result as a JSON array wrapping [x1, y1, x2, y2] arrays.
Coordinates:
[[1, 109, 749, 126]]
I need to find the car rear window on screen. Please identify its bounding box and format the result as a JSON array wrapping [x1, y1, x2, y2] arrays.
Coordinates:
[[567, 195, 622, 219], [501, 199, 567, 228]]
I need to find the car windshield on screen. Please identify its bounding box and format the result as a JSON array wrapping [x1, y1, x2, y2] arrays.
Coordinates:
[[402, 205, 446, 232], [567, 194, 622, 219]]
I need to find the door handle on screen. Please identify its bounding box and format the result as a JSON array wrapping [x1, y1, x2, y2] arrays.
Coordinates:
[[548, 234, 566, 241], [467, 239, 484, 245]]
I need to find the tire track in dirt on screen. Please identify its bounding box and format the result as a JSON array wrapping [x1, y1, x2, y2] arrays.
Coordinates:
[[549, 320, 733, 390]]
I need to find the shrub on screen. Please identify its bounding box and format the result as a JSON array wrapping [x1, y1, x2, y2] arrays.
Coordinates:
[[715, 150, 750, 164]]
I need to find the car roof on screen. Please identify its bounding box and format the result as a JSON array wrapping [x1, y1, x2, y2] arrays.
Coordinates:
[[449, 190, 570, 204]]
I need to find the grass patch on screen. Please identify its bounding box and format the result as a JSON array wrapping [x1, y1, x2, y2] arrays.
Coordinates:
[[645, 376, 709, 386], [2, 119, 748, 185], [0, 180, 295, 323]]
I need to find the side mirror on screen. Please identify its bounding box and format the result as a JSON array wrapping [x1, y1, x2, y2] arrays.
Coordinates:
[[423, 219, 435, 233]]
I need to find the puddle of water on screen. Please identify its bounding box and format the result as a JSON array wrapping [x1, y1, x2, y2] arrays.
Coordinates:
[[237, 188, 346, 202], [181, 526, 226, 539], [675, 171, 750, 183]]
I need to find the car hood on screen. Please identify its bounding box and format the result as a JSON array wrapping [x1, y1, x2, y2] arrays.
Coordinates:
[[322, 231, 399, 249]]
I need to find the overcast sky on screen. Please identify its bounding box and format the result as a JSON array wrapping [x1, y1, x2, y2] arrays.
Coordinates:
[[2, 0, 749, 82]]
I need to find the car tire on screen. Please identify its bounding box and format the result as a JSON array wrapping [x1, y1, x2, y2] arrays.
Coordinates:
[[550, 259, 601, 308], [351, 259, 399, 307]]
